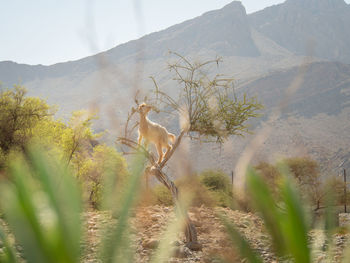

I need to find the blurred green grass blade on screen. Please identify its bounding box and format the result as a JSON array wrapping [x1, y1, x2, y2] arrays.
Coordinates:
[[1, 156, 53, 262], [0, 225, 17, 263], [0, 149, 83, 263], [219, 215, 263, 263], [278, 166, 310, 263], [246, 168, 286, 256], [26, 146, 82, 262], [151, 192, 191, 263], [100, 152, 146, 263]]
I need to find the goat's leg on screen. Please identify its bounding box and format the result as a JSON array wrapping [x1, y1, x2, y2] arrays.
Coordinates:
[[164, 144, 172, 160], [137, 134, 143, 146], [156, 143, 164, 164], [144, 139, 149, 149]]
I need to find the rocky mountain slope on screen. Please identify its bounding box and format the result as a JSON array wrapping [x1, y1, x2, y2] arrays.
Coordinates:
[[190, 61, 350, 174], [1, 0, 350, 173], [249, 0, 350, 63]]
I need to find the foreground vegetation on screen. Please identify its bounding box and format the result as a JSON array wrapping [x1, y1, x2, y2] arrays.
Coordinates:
[[1, 147, 349, 262]]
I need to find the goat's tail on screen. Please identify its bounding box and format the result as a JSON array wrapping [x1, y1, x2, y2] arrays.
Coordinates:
[[168, 133, 176, 144]]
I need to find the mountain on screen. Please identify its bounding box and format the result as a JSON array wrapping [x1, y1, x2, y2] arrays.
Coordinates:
[[249, 0, 350, 63], [190, 61, 350, 173], [242, 61, 350, 118], [1, 0, 350, 173]]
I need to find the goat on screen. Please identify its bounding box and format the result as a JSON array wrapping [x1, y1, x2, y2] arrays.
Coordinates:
[[137, 103, 176, 164]]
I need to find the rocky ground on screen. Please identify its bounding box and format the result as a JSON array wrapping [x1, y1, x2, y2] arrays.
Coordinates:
[[81, 205, 350, 263], [1, 206, 350, 262]]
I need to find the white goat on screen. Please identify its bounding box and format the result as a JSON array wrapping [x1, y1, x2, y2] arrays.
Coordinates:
[[137, 103, 176, 164]]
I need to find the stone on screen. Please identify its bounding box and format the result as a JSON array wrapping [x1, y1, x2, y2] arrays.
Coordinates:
[[186, 241, 203, 251], [339, 213, 350, 227], [173, 247, 187, 258], [142, 239, 159, 249], [151, 214, 162, 222], [192, 219, 202, 227]]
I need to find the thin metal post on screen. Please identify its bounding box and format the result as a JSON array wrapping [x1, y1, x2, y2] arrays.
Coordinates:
[[231, 171, 234, 185], [344, 169, 347, 213]]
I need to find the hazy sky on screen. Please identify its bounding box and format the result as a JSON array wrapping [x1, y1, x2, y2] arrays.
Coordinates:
[[1, 0, 349, 65]]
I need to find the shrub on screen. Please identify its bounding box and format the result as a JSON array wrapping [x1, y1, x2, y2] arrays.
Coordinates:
[[209, 190, 235, 208], [151, 175, 216, 207], [200, 169, 232, 193], [152, 184, 173, 206], [198, 170, 234, 208], [254, 162, 280, 196], [177, 175, 216, 207]]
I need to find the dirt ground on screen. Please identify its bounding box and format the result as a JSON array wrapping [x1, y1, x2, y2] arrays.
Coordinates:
[[81, 205, 350, 263], [1, 205, 349, 262]]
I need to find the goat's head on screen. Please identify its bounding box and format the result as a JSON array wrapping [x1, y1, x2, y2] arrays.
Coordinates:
[[138, 103, 152, 115]]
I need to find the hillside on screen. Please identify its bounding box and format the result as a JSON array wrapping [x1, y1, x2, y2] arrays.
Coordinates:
[[1, 0, 350, 174], [188, 61, 350, 174], [249, 0, 350, 63]]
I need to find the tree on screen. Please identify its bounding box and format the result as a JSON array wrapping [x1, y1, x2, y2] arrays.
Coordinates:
[[151, 52, 262, 143], [0, 86, 128, 208], [118, 53, 262, 248], [255, 157, 344, 212], [77, 144, 128, 209], [0, 86, 53, 154], [254, 162, 281, 196]]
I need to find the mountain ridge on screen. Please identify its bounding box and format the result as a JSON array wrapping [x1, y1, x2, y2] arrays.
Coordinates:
[[1, 0, 350, 173]]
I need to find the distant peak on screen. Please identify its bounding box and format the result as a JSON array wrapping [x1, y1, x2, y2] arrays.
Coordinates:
[[221, 1, 247, 14], [286, 0, 347, 9]]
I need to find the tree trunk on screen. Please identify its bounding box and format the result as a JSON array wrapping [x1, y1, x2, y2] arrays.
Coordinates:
[[148, 166, 199, 248]]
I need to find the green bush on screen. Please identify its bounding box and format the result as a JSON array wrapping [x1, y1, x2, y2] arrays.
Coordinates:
[[209, 190, 235, 208], [200, 169, 232, 193], [152, 184, 173, 206], [198, 169, 234, 208], [151, 175, 217, 207]]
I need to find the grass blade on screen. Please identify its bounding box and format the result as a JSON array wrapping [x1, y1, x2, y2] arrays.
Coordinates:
[[99, 152, 146, 263], [27, 146, 82, 262], [278, 165, 310, 263], [246, 168, 286, 256], [219, 215, 263, 263], [0, 224, 17, 263]]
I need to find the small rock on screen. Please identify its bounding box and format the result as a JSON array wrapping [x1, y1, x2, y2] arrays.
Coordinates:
[[151, 215, 162, 222], [142, 239, 159, 249], [171, 240, 181, 247], [173, 247, 187, 258], [192, 220, 202, 227], [186, 242, 203, 251]]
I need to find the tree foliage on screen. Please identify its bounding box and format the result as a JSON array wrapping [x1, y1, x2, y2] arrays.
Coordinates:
[[0, 86, 53, 154], [255, 157, 344, 211], [151, 52, 262, 142], [0, 85, 128, 208]]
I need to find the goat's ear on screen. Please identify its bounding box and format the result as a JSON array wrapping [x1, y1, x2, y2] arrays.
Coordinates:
[[131, 107, 136, 113]]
